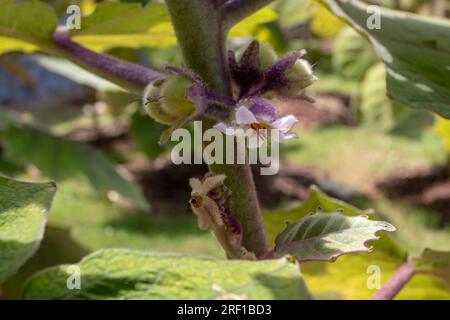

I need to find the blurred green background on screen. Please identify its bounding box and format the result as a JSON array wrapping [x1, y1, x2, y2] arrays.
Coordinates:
[[0, 0, 449, 299]]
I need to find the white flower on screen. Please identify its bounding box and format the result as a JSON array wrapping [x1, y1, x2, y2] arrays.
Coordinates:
[[214, 105, 298, 148]]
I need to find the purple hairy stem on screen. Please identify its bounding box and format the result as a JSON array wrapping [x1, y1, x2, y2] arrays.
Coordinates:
[[371, 262, 415, 300], [52, 31, 166, 94], [166, 0, 269, 258], [208, 188, 241, 236]]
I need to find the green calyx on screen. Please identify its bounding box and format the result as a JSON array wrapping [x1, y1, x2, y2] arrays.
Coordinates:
[[144, 75, 195, 125], [285, 59, 318, 95]]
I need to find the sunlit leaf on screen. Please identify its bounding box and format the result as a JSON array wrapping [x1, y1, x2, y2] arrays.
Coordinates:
[[302, 251, 450, 299], [333, 27, 377, 80], [23, 249, 312, 300], [0, 176, 56, 284], [263, 185, 408, 259], [263, 187, 449, 299], [310, 2, 345, 38], [0, 37, 37, 55], [323, 0, 450, 118], [414, 248, 450, 286], [0, 0, 57, 40], [0, 0, 57, 53], [264, 185, 372, 243], [274, 0, 313, 29], [229, 7, 278, 38], [71, 2, 176, 51], [274, 210, 396, 262], [360, 63, 397, 130], [433, 116, 450, 154]]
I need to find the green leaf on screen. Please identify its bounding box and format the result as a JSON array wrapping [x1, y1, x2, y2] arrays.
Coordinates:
[[229, 7, 278, 37], [433, 116, 450, 154], [0, 0, 57, 52], [274, 0, 312, 29], [0, 126, 148, 211], [274, 210, 396, 262], [413, 249, 450, 286], [71, 2, 176, 51], [310, 1, 345, 38], [263, 186, 407, 259], [0, 175, 56, 284], [360, 63, 398, 130], [0, 37, 37, 55], [22, 249, 312, 300], [0, 0, 57, 40], [322, 0, 450, 118], [264, 185, 372, 242], [333, 27, 377, 80], [302, 251, 450, 299], [1, 178, 222, 298]]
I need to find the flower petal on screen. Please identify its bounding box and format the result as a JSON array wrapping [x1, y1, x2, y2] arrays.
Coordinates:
[[280, 132, 298, 142], [214, 122, 236, 135], [236, 105, 258, 124], [248, 98, 277, 122], [270, 115, 298, 133]]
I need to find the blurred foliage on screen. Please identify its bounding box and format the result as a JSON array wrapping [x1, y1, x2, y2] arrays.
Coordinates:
[[2, 179, 221, 298], [230, 7, 278, 38], [130, 107, 173, 160], [333, 27, 377, 80], [310, 1, 345, 38], [323, 0, 450, 118], [71, 2, 176, 51], [413, 249, 450, 287], [285, 126, 446, 191], [1, 0, 450, 300], [273, 0, 312, 29], [0, 125, 148, 211], [434, 116, 450, 155], [359, 63, 412, 131], [262, 186, 449, 299]]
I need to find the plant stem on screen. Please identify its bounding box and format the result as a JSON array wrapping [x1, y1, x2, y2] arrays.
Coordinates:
[[371, 262, 415, 300], [48, 31, 166, 94], [165, 0, 230, 94], [165, 0, 268, 257]]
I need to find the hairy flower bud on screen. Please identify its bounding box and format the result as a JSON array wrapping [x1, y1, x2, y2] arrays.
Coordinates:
[[260, 50, 318, 100], [236, 41, 278, 71], [284, 58, 318, 95], [160, 75, 195, 116], [143, 81, 177, 125], [143, 75, 195, 125]]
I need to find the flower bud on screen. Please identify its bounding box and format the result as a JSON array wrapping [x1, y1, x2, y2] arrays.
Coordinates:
[[143, 75, 196, 125], [160, 75, 195, 116], [143, 81, 177, 125], [285, 58, 318, 95], [258, 42, 278, 70], [236, 41, 278, 71]]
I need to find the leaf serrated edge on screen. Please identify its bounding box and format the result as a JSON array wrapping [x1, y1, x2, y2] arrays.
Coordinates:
[[275, 211, 396, 263]]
